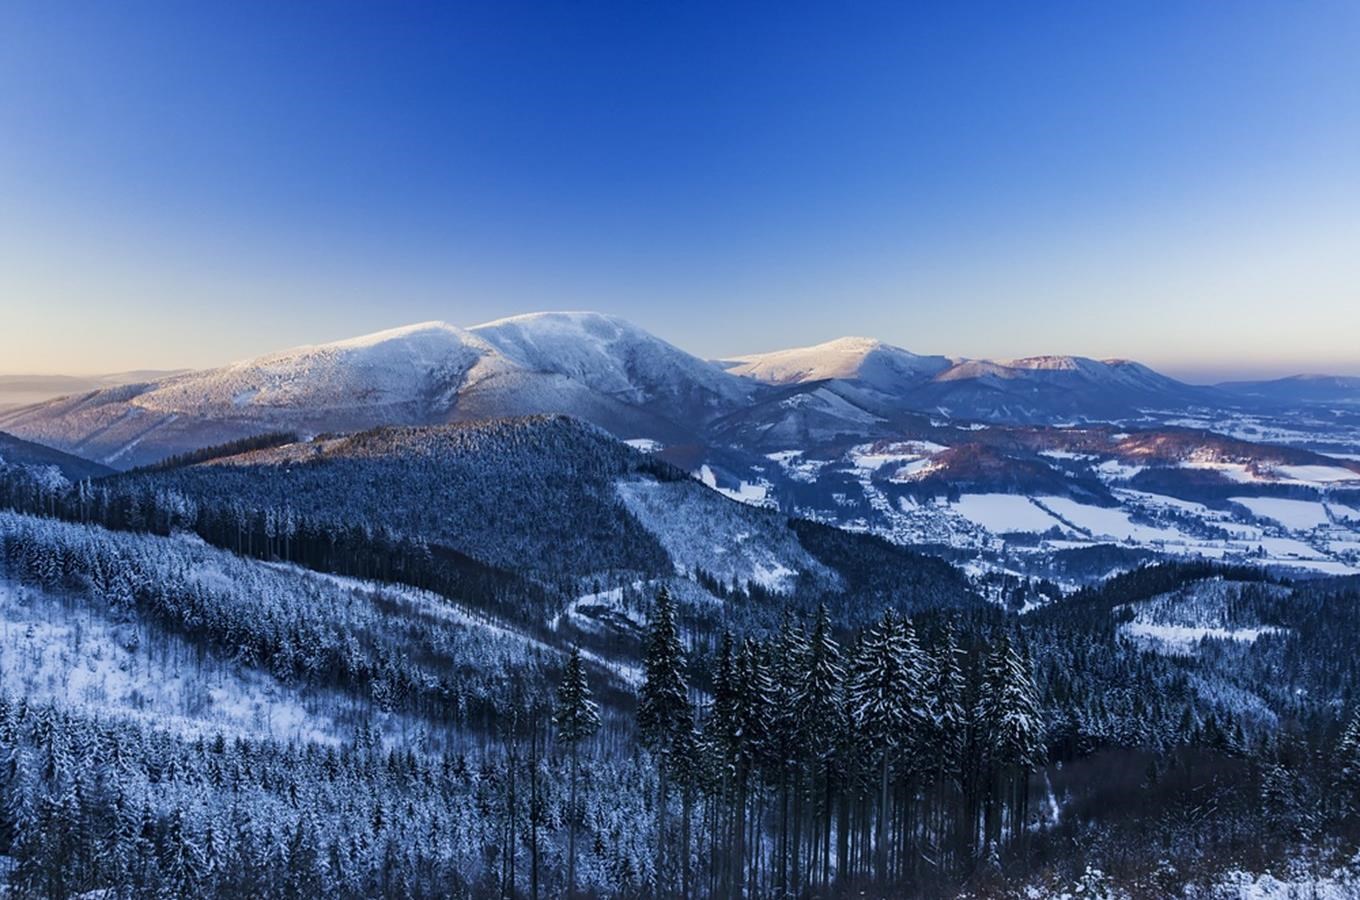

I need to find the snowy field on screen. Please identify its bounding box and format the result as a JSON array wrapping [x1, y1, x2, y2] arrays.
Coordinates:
[[951, 494, 1063, 534], [1231, 496, 1334, 531]]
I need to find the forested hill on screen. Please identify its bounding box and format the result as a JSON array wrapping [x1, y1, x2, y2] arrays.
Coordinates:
[[130, 416, 680, 580], [0, 429, 114, 481], [5, 419, 1360, 894], [2, 416, 980, 635]]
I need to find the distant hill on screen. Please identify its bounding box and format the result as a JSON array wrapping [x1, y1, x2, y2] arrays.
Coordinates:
[[1217, 374, 1360, 407], [0, 430, 115, 480]]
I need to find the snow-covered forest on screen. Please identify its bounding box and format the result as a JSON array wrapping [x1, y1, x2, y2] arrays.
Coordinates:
[[4, 433, 1360, 897]]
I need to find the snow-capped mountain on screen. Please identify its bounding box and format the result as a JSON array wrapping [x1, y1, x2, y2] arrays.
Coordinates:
[[725, 341, 1218, 424], [720, 336, 951, 394], [908, 354, 1218, 422], [470, 312, 751, 412], [0, 312, 754, 469], [3, 312, 1351, 472]]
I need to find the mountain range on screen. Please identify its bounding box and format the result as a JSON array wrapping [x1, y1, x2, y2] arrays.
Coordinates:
[[4, 311, 1351, 471], [3, 311, 1358, 581]]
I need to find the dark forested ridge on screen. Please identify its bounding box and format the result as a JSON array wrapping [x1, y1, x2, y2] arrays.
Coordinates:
[[0, 430, 114, 481], [0, 423, 1359, 896]]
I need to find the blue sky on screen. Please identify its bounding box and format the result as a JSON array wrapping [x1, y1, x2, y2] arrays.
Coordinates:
[[2, 1, 1357, 380]]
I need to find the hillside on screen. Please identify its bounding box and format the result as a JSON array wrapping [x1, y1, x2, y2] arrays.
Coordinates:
[[142, 416, 677, 581], [0, 313, 754, 469], [0, 429, 114, 480]]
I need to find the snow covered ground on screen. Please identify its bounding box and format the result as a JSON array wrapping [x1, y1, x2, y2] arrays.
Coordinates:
[[1231, 496, 1334, 531], [0, 577, 358, 744], [1192, 866, 1360, 899], [951, 494, 1064, 534], [1122, 622, 1282, 655], [697, 463, 772, 505], [695, 430, 1360, 579], [617, 477, 833, 592]]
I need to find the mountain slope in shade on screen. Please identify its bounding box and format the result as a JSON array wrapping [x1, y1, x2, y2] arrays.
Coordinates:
[[910, 355, 1219, 422], [0, 313, 753, 469], [0, 431, 115, 480], [1216, 374, 1360, 406]]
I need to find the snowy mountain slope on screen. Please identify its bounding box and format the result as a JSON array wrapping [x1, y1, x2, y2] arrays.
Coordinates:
[[470, 311, 752, 413], [0, 430, 114, 480], [722, 336, 1221, 424], [0, 509, 569, 744], [141, 321, 494, 414], [615, 476, 837, 593], [0, 313, 754, 469], [706, 381, 900, 450], [0, 370, 188, 411], [5, 313, 1347, 474], [132, 416, 676, 585], [907, 355, 1220, 422], [34, 416, 980, 635], [0, 324, 494, 468], [720, 336, 950, 393]]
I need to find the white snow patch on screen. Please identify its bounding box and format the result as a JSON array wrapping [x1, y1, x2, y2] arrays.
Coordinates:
[[1274, 463, 1360, 483], [951, 494, 1064, 534], [1121, 622, 1282, 655], [1040, 497, 1190, 544], [1231, 497, 1333, 531], [697, 464, 770, 504]]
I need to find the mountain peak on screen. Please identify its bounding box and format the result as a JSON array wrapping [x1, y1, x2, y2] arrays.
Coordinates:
[[470, 310, 632, 331], [721, 336, 947, 388], [999, 355, 1089, 371], [321, 320, 469, 351]]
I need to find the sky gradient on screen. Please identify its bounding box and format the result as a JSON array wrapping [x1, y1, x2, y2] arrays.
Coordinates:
[[2, 1, 1358, 382]]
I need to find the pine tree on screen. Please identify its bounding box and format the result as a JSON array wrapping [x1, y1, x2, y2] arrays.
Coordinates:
[[796, 604, 845, 892], [700, 632, 741, 897], [847, 609, 922, 884], [637, 587, 692, 895], [976, 631, 1044, 850], [925, 620, 965, 868], [769, 612, 810, 896], [554, 646, 600, 899]]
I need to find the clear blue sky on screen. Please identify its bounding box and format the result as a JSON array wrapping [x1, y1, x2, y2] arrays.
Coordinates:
[[2, 1, 1357, 381]]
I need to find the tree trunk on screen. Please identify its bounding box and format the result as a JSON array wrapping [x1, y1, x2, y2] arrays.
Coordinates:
[[567, 746, 578, 899], [877, 755, 890, 884], [681, 783, 692, 900], [791, 768, 802, 898], [656, 763, 668, 898]]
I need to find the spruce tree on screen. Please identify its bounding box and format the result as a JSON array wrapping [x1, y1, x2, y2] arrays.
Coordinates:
[[637, 587, 692, 894], [976, 631, 1044, 849], [554, 646, 600, 899], [796, 604, 845, 891], [847, 609, 921, 885]]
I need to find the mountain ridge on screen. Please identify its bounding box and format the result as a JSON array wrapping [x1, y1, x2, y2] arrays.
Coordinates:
[[2, 311, 1355, 469]]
